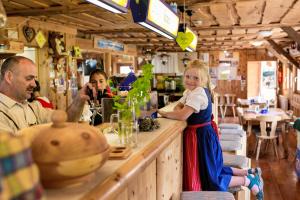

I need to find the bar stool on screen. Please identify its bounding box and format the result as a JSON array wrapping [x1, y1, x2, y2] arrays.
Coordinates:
[[217, 94, 225, 118], [224, 94, 236, 117]]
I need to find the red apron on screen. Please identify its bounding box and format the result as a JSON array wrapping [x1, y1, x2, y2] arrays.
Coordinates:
[[183, 116, 219, 191]]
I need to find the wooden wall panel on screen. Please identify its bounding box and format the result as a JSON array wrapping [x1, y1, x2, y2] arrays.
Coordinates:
[[291, 94, 300, 117], [213, 49, 276, 100], [157, 134, 182, 200]]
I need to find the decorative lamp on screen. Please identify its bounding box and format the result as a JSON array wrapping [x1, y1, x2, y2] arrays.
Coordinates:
[[144, 49, 155, 61], [182, 53, 190, 66], [160, 53, 169, 65], [250, 40, 264, 47], [258, 30, 272, 37], [85, 0, 129, 14], [131, 0, 179, 40]]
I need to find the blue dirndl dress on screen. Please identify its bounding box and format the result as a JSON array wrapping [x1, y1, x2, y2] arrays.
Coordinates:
[[183, 88, 232, 191]]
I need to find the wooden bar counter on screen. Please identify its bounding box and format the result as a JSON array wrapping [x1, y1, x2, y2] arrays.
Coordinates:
[[45, 118, 186, 200]]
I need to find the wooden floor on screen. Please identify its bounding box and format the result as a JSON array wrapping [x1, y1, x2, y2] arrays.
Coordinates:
[[219, 117, 300, 200]]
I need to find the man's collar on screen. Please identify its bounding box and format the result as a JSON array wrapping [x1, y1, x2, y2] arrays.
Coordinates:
[[0, 93, 27, 108]]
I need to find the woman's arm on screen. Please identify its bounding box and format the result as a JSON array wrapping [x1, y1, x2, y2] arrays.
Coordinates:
[[158, 105, 194, 121]]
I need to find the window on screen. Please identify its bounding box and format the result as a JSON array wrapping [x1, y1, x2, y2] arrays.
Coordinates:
[[120, 66, 132, 74]]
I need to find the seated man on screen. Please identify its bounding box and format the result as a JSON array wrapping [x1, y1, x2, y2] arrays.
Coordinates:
[[0, 56, 94, 134]]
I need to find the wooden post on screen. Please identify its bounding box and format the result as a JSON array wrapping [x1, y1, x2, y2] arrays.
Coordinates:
[[104, 52, 112, 76]]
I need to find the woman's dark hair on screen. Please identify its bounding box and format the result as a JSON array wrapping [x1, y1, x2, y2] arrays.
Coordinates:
[[28, 80, 40, 102], [89, 69, 108, 82], [33, 80, 40, 93]]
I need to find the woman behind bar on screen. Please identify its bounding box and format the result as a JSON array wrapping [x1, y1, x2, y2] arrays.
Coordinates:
[[158, 60, 264, 200], [88, 69, 113, 125]]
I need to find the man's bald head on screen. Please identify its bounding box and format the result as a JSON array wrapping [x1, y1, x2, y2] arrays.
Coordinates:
[[0, 56, 35, 81]]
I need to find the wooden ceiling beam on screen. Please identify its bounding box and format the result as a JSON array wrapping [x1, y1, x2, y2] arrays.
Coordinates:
[[266, 38, 299, 69], [6, 4, 95, 17], [281, 26, 300, 44], [126, 37, 290, 45], [189, 0, 258, 8], [84, 23, 300, 34]]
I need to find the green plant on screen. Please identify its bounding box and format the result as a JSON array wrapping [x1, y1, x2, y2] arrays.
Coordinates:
[[113, 63, 153, 122]]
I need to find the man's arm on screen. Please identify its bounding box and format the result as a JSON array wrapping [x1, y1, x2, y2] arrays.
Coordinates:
[[66, 83, 94, 122]]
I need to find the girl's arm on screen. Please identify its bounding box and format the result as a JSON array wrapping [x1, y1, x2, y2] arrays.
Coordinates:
[[173, 102, 184, 111], [158, 105, 194, 121]]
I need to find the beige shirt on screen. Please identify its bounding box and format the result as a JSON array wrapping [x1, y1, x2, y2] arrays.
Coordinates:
[[0, 93, 53, 135]]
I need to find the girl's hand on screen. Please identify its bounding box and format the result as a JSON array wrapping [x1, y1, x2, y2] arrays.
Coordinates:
[[158, 110, 167, 118]]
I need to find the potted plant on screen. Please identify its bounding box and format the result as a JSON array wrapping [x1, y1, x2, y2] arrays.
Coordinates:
[[112, 63, 153, 147]]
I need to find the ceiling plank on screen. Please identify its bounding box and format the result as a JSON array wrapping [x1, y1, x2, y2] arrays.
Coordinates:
[[210, 3, 235, 26], [281, 26, 300, 44], [235, 0, 264, 25], [266, 38, 299, 69], [281, 1, 300, 23], [262, 0, 294, 24], [6, 4, 95, 16]]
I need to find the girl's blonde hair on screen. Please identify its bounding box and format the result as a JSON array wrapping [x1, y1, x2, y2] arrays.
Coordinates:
[[184, 59, 214, 101]]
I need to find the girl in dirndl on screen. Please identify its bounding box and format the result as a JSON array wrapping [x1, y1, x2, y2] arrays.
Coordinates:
[[158, 60, 264, 200]]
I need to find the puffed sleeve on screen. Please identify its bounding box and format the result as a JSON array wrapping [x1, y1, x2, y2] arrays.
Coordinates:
[[178, 89, 188, 104], [185, 87, 208, 113]]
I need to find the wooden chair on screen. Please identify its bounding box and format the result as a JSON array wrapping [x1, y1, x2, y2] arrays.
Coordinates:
[[224, 94, 236, 117], [254, 115, 282, 160], [217, 94, 225, 118]]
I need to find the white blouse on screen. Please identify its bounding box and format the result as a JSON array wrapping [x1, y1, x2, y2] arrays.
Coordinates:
[[178, 87, 208, 113]]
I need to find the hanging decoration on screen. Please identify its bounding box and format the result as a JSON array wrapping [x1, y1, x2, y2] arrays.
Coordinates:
[[176, 32, 194, 51], [176, 0, 194, 51], [35, 30, 46, 48], [23, 25, 36, 43], [48, 32, 67, 56]]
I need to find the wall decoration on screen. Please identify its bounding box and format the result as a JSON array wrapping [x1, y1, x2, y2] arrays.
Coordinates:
[[48, 32, 67, 56], [94, 38, 124, 51], [35, 30, 46, 48], [23, 25, 36, 42], [72, 46, 82, 58], [176, 32, 194, 51]]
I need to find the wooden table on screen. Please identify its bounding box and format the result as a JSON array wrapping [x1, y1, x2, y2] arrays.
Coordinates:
[[45, 118, 186, 200], [237, 98, 274, 108], [242, 108, 291, 158]]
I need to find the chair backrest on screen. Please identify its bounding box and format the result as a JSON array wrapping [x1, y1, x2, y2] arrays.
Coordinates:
[[256, 115, 281, 137], [224, 94, 236, 105], [236, 107, 244, 125], [217, 94, 225, 106]]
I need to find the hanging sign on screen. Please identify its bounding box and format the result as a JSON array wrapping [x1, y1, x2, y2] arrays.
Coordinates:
[[186, 27, 197, 51], [35, 30, 46, 48], [131, 0, 179, 39], [94, 37, 124, 51], [176, 32, 194, 51]]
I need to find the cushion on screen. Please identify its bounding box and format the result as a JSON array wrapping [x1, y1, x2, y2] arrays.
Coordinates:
[[223, 154, 249, 169], [0, 132, 43, 200], [220, 134, 242, 142], [181, 191, 235, 200], [220, 129, 245, 137], [219, 123, 242, 130], [220, 140, 241, 152]]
